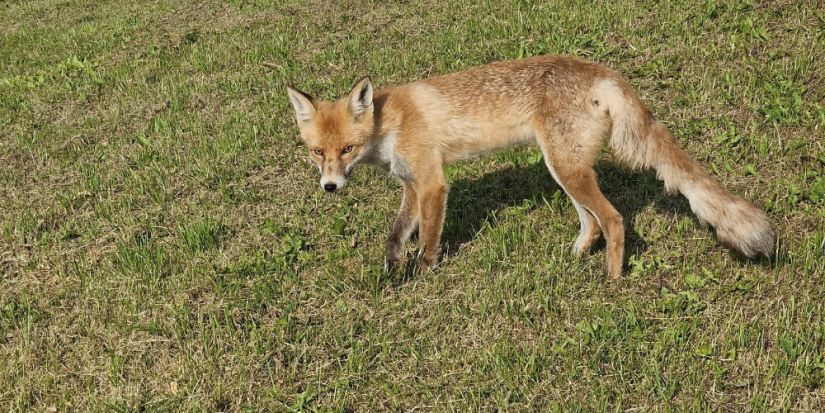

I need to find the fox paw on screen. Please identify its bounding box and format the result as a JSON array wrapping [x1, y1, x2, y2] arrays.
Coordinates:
[[384, 257, 401, 275]]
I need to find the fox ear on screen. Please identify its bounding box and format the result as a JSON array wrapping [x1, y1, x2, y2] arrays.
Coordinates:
[[286, 86, 316, 122], [347, 76, 373, 119]]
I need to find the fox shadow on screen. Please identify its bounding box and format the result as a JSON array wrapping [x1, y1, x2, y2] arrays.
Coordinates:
[[438, 159, 696, 260], [390, 157, 773, 283]]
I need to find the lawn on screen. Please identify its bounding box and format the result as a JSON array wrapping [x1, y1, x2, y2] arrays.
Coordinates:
[[1, 0, 824, 411]]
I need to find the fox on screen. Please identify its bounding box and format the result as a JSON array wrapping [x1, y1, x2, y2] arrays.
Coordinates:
[[286, 55, 775, 279]]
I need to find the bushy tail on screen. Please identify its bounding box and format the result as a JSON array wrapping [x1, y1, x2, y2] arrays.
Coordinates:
[[602, 82, 775, 258]]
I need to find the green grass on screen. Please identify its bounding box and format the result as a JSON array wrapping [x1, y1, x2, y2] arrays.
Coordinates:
[[1, 0, 824, 411]]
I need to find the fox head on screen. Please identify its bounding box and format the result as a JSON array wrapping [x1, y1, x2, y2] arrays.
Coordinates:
[[286, 77, 375, 192]]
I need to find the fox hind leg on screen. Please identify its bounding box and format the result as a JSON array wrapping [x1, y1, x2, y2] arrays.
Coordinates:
[[572, 199, 602, 254], [536, 125, 624, 279], [549, 158, 624, 278]]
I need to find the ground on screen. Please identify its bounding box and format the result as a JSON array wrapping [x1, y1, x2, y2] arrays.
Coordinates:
[[1, 0, 824, 411]]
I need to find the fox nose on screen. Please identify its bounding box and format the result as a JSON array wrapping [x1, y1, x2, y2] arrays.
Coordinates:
[[323, 183, 337, 192]]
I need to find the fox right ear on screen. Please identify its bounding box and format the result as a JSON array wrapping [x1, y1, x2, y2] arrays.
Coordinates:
[[286, 86, 316, 122]]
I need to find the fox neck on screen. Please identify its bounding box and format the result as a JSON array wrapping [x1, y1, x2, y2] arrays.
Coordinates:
[[360, 88, 412, 181], [366, 88, 397, 140]]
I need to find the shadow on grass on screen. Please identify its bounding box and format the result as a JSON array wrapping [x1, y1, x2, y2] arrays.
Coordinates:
[[439, 159, 693, 262], [388, 158, 775, 284]]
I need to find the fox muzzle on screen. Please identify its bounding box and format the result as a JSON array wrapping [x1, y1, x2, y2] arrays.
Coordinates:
[[319, 174, 346, 193]]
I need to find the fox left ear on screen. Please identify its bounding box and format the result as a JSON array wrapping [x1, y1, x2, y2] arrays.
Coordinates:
[[347, 76, 373, 119]]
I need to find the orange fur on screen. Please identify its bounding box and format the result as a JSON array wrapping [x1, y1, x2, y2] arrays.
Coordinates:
[[287, 55, 775, 278]]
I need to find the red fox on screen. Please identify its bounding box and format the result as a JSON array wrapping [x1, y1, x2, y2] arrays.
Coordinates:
[[286, 55, 774, 279]]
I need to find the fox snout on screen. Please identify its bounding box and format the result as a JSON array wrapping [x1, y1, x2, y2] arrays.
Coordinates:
[[319, 173, 347, 193], [317, 155, 357, 193]]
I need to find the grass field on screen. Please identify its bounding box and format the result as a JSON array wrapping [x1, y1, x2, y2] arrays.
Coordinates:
[[2, 0, 825, 411]]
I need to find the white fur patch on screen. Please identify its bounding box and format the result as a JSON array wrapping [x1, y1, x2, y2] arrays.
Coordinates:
[[366, 130, 413, 182]]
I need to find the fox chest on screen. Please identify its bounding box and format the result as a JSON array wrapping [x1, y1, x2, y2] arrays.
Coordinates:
[[367, 132, 414, 182]]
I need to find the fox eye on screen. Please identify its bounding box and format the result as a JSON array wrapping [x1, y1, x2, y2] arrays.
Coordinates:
[[342, 146, 353, 154], [312, 149, 323, 156]]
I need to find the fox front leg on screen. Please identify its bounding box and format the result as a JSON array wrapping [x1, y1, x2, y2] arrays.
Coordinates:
[[416, 174, 448, 273], [384, 182, 419, 274]]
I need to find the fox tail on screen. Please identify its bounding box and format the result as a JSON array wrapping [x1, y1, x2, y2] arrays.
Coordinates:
[[600, 80, 774, 258]]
